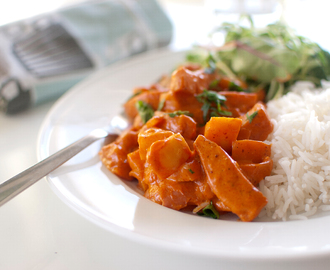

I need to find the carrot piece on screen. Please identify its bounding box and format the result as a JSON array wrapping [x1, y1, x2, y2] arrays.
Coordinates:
[[239, 158, 273, 186], [138, 127, 174, 160], [237, 102, 274, 141], [194, 135, 267, 222], [255, 88, 266, 102], [170, 66, 212, 95], [232, 140, 272, 164], [147, 133, 192, 179], [127, 149, 145, 182], [144, 169, 214, 211], [99, 129, 138, 180], [236, 128, 251, 140], [123, 89, 161, 121], [212, 197, 231, 213], [219, 91, 258, 115], [145, 112, 197, 140], [210, 77, 248, 91], [138, 161, 157, 192], [145, 179, 190, 210], [232, 140, 273, 186], [160, 90, 205, 125], [167, 154, 204, 182], [204, 117, 242, 154]]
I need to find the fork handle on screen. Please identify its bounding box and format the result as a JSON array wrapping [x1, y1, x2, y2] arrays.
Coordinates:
[[0, 129, 117, 207]]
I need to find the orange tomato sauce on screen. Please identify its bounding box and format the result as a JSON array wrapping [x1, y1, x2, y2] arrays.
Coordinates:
[[99, 65, 274, 221]]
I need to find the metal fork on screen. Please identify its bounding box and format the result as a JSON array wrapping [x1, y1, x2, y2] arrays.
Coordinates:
[[0, 114, 128, 207]]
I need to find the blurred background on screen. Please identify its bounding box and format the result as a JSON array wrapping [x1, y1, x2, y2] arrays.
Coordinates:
[[1, 0, 329, 50], [0, 0, 328, 116]]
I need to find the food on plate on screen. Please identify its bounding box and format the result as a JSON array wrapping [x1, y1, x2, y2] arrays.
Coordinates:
[[100, 19, 330, 221], [259, 83, 330, 220], [187, 20, 330, 101], [99, 64, 274, 222], [185, 20, 330, 220]]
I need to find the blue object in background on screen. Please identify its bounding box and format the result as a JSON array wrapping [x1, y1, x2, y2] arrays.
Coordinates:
[[0, 0, 173, 114]]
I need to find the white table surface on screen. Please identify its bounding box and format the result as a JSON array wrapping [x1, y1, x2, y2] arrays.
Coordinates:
[[1, 1, 330, 269]]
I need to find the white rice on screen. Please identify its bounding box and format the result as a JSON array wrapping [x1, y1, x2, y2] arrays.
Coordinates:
[[259, 81, 330, 220]]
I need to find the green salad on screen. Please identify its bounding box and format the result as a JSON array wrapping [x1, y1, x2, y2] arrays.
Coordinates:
[[186, 19, 330, 101]]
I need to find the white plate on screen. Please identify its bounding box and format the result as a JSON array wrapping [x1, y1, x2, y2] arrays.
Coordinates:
[[38, 49, 330, 269]]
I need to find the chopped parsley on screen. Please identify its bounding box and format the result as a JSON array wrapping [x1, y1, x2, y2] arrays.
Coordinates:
[[168, 110, 193, 118], [197, 202, 220, 219], [209, 79, 245, 92], [136, 100, 154, 124], [209, 79, 219, 89], [188, 168, 195, 174], [204, 53, 217, 74], [246, 111, 258, 123], [228, 81, 245, 92], [157, 98, 165, 111], [196, 89, 232, 123]]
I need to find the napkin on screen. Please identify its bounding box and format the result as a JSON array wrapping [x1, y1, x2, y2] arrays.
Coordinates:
[[0, 0, 173, 114]]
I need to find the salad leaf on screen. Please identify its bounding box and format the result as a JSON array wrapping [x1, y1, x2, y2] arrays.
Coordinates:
[[187, 19, 330, 101], [204, 53, 217, 74]]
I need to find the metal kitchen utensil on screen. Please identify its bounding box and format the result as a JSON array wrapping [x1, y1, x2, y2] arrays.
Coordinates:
[[0, 114, 128, 207]]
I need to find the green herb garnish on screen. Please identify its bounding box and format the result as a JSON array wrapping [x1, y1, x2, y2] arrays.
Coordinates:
[[197, 202, 220, 219], [209, 79, 219, 89], [246, 111, 258, 123], [209, 79, 245, 92], [196, 89, 231, 123], [229, 81, 244, 92], [188, 168, 195, 174], [136, 100, 154, 124], [157, 98, 165, 111], [168, 110, 193, 118], [204, 53, 217, 74]]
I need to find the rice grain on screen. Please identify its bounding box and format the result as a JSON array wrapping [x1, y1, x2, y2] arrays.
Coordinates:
[[261, 86, 330, 220]]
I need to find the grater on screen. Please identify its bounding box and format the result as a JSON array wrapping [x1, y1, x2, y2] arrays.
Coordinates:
[[13, 23, 94, 78], [0, 0, 173, 114]]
